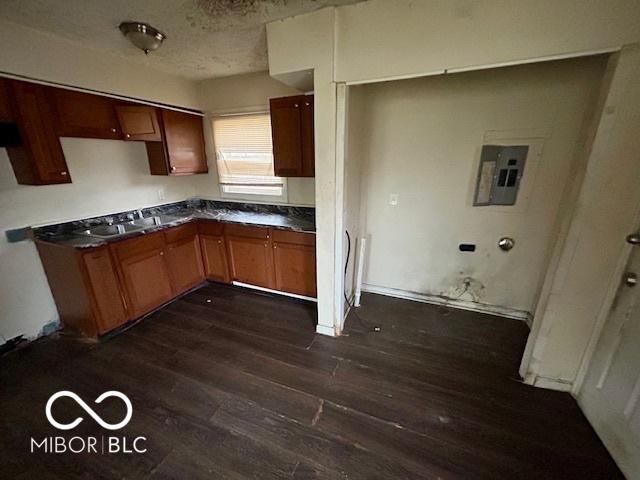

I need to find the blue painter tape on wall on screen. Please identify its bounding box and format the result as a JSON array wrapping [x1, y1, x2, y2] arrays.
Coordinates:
[[5, 227, 31, 243]]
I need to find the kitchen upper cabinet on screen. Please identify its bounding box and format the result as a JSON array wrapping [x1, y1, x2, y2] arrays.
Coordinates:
[[147, 109, 208, 175], [272, 230, 317, 297], [225, 224, 275, 289], [164, 223, 205, 294], [50, 88, 121, 139], [199, 222, 231, 283], [112, 232, 173, 318], [0, 78, 13, 122], [6, 80, 70, 185], [115, 105, 162, 141], [270, 95, 314, 177]]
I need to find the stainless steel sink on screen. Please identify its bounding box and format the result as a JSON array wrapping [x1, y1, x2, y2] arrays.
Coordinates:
[[129, 215, 181, 227], [77, 215, 183, 239], [77, 223, 143, 238]]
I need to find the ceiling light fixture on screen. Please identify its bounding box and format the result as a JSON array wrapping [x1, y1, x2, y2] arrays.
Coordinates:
[[118, 21, 166, 55]]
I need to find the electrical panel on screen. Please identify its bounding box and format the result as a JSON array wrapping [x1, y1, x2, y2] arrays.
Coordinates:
[[474, 145, 528, 206]]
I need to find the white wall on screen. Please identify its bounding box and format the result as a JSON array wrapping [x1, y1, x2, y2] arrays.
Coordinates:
[[193, 71, 315, 206], [0, 18, 199, 108], [335, 0, 640, 84], [0, 139, 198, 340], [348, 56, 606, 315]]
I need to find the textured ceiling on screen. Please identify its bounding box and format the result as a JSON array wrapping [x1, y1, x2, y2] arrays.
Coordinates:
[[0, 0, 362, 80]]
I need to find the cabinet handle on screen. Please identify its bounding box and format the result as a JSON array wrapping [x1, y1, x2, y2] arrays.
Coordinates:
[[160, 251, 164, 256], [294, 103, 299, 108], [60, 171, 68, 176], [125, 133, 131, 138], [111, 128, 117, 133], [218, 240, 222, 244], [171, 166, 176, 172], [305, 102, 310, 106]]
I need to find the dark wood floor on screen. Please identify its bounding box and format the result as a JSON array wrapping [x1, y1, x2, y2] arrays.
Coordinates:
[[0, 283, 622, 479]]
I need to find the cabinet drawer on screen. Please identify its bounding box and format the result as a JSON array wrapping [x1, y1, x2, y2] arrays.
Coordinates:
[[225, 223, 270, 239], [198, 220, 225, 236], [111, 232, 164, 261], [271, 229, 315, 246], [164, 222, 197, 244]]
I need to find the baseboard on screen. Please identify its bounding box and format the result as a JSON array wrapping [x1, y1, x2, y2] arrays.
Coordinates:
[[523, 373, 574, 392], [232, 281, 318, 303], [361, 283, 532, 325], [316, 324, 336, 336]]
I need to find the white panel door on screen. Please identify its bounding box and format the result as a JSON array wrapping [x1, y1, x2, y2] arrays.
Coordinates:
[[580, 236, 640, 478]]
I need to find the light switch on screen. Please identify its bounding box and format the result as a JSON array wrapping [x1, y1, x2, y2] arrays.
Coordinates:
[[389, 193, 398, 206]]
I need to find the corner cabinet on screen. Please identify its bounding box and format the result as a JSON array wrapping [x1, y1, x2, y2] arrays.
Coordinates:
[[270, 95, 314, 177], [115, 105, 162, 141], [147, 109, 208, 175]]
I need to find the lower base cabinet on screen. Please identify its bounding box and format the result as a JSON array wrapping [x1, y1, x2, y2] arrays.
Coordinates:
[[272, 230, 317, 297], [37, 220, 316, 338], [198, 221, 231, 283], [164, 223, 205, 294], [224, 225, 275, 288], [36, 242, 127, 337], [112, 232, 173, 319]]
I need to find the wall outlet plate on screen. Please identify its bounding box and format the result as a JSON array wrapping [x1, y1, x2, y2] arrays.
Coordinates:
[[389, 193, 399, 206]]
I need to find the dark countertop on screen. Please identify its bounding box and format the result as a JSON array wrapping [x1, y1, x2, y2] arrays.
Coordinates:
[[33, 199, 315, 249]]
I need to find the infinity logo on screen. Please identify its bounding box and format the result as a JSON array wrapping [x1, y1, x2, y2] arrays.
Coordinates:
[[45, 391, 133, 431]]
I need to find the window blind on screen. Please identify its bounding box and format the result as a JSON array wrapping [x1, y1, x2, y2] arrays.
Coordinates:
[[212, 113, 282, 188]]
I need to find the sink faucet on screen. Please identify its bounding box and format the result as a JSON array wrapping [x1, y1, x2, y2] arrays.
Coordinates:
[[137, 209, 144, 219]]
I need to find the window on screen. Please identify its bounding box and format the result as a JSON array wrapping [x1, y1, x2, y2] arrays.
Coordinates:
[[212, 112, 284, 197]]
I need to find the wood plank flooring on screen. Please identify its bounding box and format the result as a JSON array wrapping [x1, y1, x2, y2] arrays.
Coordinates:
[[0, 282, 623, 479]]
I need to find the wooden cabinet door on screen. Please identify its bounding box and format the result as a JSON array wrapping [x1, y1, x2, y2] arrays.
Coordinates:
[[166, 233, 205, 295], [115, 105, 162, 141], [112, 233, 173, 318], [300, 95, 315, 177], [270, 95, 304, 177], [81, 248, 129, 334], [50, 88, 121, 139], [200, 234, 231, 283], [7, 81, 70, 185], [161, 109, 208, 174], [272, 230, 317, 297], [0, 78, 13, 122], [226, 234, 275, 289]]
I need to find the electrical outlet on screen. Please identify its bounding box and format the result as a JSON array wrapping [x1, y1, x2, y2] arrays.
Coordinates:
[[389, 193, 399, 206], [157, 188, 166, 201]]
